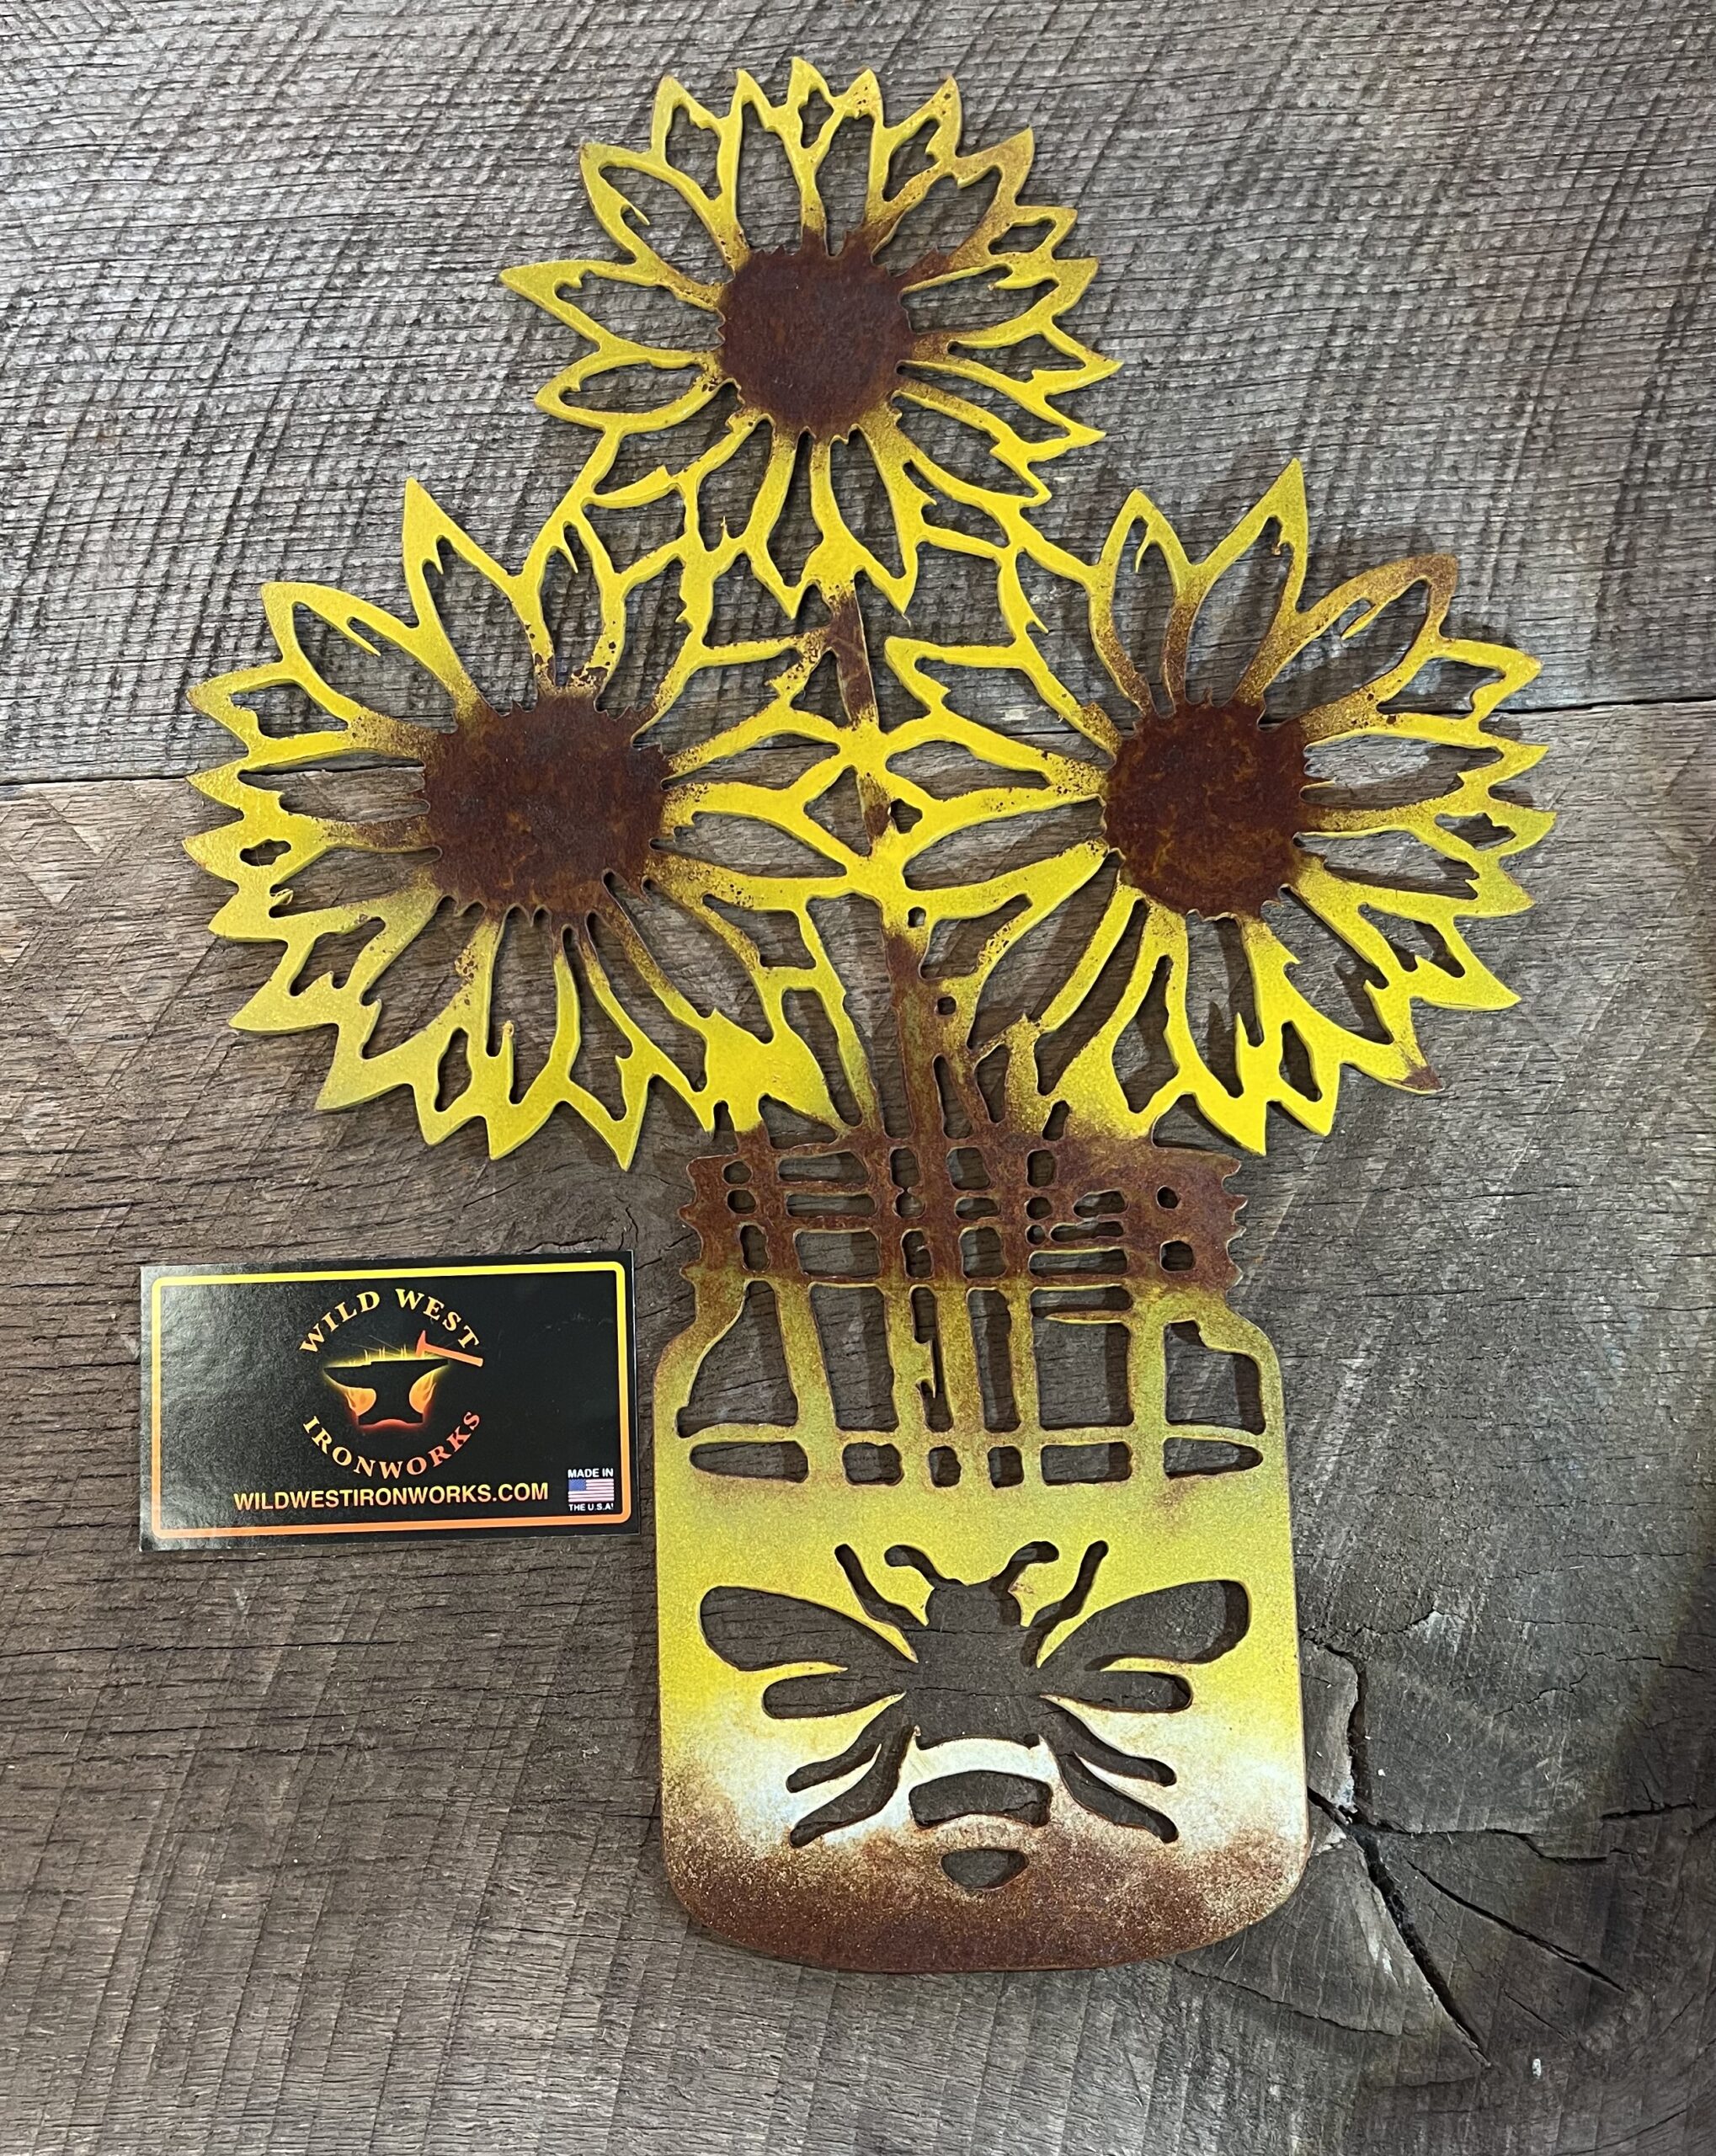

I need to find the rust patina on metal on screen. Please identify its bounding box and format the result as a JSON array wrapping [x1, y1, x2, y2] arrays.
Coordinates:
[[413, 689, 667, 922], [186, 58, 1550, 1973], [717, 232, 924, 440], [1104, 699, 1308, 922], [665, 1801, 1308, 1974], [654, 1077, 1308, 1967]]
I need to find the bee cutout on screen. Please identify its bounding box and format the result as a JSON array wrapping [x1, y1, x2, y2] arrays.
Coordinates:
[[700, 1542, 1249, 1860]]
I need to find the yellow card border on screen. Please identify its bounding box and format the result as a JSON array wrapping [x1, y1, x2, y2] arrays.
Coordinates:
[[145, 1260, 633, 1541]]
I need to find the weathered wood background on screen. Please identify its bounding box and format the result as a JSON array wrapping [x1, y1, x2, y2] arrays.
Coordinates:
[[3, 3, 1713, 2150]]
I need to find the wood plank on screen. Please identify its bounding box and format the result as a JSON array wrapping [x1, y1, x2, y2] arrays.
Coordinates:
[[3, 0, 1714, 2146], [0, 695, 1708, 2150], [3, 3, 1716, 782]]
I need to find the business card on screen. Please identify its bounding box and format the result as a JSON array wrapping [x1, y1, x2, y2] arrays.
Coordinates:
[[141, 1255, 636, 1547]]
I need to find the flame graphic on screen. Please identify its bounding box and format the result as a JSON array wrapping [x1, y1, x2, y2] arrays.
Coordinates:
[[323, 1347, 448, 1430], [320, 1333, 484, 1431]]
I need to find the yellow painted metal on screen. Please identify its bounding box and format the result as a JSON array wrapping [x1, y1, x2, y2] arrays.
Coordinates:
[[869, 464, 1552, 1151], [186, 481, 874, 1163], [653, 1128, 1306, 1969], [501, 59, 1113, 611], [184, 58, 1551, 1972], [656, 1291, 1304, 1972]]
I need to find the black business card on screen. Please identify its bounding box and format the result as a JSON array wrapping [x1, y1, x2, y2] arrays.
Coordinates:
[[141, 1256, 637, 1547]]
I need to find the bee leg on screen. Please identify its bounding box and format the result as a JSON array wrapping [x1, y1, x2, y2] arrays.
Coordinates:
[[1042, 1700, 1175, 1785], [1021, 1540, 1109, 1663], [786, 1702, 899, 1790], [835, 1544, 925, 1637], [1048, 1737, 1180, 1840], [788, 1716, 915, 1847]]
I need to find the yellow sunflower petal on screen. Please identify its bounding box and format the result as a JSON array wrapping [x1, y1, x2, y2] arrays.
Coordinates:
[[187, 492, 879, 1161], [863, 462, 1548, 1151], [505, 61, 1111, 604]]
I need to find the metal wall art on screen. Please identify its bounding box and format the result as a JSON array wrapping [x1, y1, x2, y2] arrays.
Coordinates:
[[187, 62, 1549, 1971]]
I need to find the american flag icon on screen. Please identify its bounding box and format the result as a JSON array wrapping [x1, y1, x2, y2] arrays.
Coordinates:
[[567, 1467, 616, 1508]]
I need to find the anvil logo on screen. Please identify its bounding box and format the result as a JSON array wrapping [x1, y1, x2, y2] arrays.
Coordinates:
[[322, 1331, 486, 1432]]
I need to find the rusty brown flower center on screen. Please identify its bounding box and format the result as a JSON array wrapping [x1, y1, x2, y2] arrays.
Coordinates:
[[717, 234, 916, 437], [418, 689, 666, 920], [1103, 702, 1308, 920]]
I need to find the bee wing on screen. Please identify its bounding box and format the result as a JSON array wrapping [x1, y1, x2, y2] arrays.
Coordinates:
[[700, 1588, 915, 1719], [1039, 1579, 1249, 1712]]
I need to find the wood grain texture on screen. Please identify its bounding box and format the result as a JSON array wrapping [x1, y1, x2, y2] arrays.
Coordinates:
[[1, 3, 1713, 2152], [5, 0, 1716, 782]]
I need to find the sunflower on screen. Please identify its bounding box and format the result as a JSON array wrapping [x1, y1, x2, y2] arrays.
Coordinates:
[[870, 463, 1553, 1151], [501, 61, 1112, 611], [186, 482, 878, 1162]]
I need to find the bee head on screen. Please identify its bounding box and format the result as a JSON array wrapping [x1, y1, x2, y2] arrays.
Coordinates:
[[887, 1542, 1058, 1629]]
